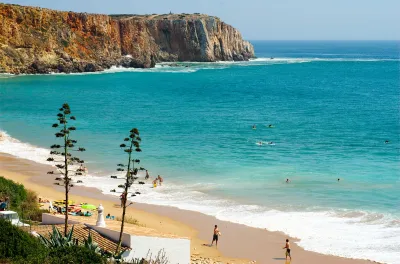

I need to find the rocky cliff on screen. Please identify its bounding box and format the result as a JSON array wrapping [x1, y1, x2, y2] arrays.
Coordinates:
[[0, 4, 254, 74]]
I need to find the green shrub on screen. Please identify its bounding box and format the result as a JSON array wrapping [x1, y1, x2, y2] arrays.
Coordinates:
[[0, 177, 44, 222], [0, 219, 48, 263], [20, 190, 45, 222], [0, 219, 107, 263], [46, 246, 107, 264], [0, 176, 27, 210]]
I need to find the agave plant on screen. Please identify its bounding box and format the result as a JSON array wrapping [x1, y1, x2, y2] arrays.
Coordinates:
[[39, 225, 75, 248], [84, 232, 101, 254], [102, 249, 127, 263]]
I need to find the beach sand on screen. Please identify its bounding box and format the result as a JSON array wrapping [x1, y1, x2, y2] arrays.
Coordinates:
[[0, 153, 376, 264]]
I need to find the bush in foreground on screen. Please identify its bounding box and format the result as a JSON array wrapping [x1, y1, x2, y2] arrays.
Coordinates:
[[0, 219, 107, 264], [0, 219, 47, 263], [46, 246, 107, 264]]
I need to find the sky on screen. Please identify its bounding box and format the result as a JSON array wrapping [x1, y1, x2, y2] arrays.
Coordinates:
[[2, 0, 399, 40]]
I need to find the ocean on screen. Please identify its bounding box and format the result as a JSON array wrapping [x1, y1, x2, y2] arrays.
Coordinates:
[[0, 41, 399, 263]]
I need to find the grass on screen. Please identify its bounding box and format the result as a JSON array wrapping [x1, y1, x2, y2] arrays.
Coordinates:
[[115, 216, 145, 227]]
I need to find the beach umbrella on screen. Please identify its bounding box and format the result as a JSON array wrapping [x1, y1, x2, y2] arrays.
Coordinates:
[[81, 204, 97, 210]]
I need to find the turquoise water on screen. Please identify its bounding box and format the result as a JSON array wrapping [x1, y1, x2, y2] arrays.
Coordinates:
[[1, 41, 399, 263]]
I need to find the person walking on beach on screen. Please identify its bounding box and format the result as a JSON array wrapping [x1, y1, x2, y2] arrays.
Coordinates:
[[145, 170, 150, 180], [283, 239, 291, 261], [211, 225, 220, 248], [120, 192, 126, 208]]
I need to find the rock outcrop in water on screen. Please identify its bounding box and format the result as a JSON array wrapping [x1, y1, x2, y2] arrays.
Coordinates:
[[0, 4, 255, 74]]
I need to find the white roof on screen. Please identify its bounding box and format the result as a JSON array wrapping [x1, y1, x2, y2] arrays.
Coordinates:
[[0, 211, 17, 214]]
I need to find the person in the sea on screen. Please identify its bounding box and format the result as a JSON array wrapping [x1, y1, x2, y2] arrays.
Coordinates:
[[145, 170, 150, 180], [153, 178, 158, 187], [211, 225, 220, 248], [252, 124, 256, 129], [268, 124, 273, 128], [385, 140, 390, 144], [158, 175, 164, 186], [79, 164, 88, 175], [286, 179, 290, 183], [337, 178, 340, 182], [283, 239, 291, 261]]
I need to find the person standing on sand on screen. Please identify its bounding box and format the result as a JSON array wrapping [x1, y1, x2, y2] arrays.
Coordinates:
[[211, 225, 220, 248], [283, 239, 291, 261], [120, 192, 126, 208], [145, 170, 150, 180]]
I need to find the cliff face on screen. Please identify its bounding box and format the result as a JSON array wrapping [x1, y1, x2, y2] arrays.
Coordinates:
[[0, 4, 254, 74]]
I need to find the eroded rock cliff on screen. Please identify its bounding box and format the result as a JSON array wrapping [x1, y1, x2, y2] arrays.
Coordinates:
[[0, 4, 254, 74]]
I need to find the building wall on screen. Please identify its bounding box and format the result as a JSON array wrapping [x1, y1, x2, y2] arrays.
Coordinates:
[[42, 213, 80, 225], [85, 224, 131, 248], [128, 236, 190, 264], [86, 224, 190, 263], [41, 214, 190, 263]]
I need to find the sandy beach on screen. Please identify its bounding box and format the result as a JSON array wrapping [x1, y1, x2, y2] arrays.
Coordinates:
[[0, 153, 377, 264]]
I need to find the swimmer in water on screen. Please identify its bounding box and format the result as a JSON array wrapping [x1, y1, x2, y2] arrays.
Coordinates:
[[286, 179, 290, 183], [258, 141, 263, 146], [252, 124, 256, 129], [268, 124, 273, 128], [337, 178, 340, 182], [385, 140, 390, 144], [268, 142, 274, 145]]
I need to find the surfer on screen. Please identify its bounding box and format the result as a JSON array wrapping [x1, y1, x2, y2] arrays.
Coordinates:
[[283, 239, 291, 261], [268, 124, 273, 128], [268, 141, 274, 145], [385, 140, 390, 144], [258, 141, 263, 146]]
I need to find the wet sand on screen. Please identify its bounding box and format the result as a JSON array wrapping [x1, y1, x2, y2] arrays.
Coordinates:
[[0, 153, 376, 264]]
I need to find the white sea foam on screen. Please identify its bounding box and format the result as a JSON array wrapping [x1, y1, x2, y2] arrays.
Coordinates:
[[0, 131, 51, 165], [0, 130, 399, 264], [0, 73, 15, 79], [3, 57, 397, 78]]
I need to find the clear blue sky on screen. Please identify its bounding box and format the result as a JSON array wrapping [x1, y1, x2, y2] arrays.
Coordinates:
[[2, 0, 399, 40]]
